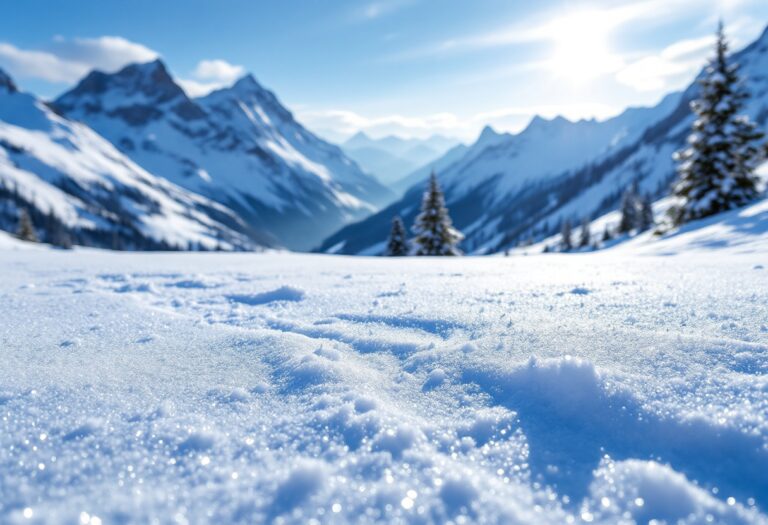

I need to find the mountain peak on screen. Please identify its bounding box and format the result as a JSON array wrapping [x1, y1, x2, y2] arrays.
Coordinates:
[[478, 125, 499, 141], [343, 131, 374, 148], [0, 68, 17, 93], [54, 58, 206, 125], [57, 58, 184, 107], [117, 59, 183, 102], [758, 24, 768, 44], [523, 114, 575, 135], [128, 58, 166, 74], [232, 73, 260, 90]]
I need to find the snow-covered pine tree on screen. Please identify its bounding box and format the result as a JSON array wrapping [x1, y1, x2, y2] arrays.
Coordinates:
[[17, 208, 37, 242], [560, 219, 573, 251], [412, 172, 464, 256], [618, 187, 638, 234], [385, 215, 409, 256], [671, 22, 765, 226], [637, 195, 655, 232], [578, 218, 591, 248]]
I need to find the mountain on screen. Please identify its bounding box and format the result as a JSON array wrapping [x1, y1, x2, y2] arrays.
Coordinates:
[[343, 145, 417, 188], [342, 131, 461, 189], [0, 68, 256, 251], [319, 26, 768, 255], [389, 126, 503, 196], [54, 60, 393, 250]]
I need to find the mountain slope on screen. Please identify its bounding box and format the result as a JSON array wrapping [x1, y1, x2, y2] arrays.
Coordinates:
[[54, 60, 392, 250], [342, 131, 460, 189], [344, 146, 420, 187], [321, 26, 768, 255], [0, 68, 257, 250], [318, 97, 681, 254]]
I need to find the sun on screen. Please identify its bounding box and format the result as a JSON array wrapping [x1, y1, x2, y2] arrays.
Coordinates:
[[546, 10, 623, 83]]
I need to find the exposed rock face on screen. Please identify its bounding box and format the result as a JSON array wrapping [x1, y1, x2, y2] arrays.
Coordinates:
[[0, 68, 17, 93]]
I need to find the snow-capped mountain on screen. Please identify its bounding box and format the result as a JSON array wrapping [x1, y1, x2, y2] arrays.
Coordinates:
[[54, 60, 393, 250], [342, 131, 461, 190], [320, 26, 768, 255], [0, 68, 257, 251]]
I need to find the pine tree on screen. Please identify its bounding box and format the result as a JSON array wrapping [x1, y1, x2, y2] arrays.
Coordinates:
[[671, 22, 765, 226], [618, 187, 638, 234], [560, 219, 573, 251], [385, 215, 409, 256], [578, 218, 591, 248], [602, 225, 613, 243], [637, 195, 655, 232], [16, 208, 37, 242], [412, 172, 464, 256]]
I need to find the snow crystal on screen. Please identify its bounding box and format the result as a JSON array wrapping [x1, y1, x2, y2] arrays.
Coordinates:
[[1, 249, 767, 523]]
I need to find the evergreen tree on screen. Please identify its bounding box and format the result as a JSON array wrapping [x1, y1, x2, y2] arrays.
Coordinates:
[[16, 208, 37, 242], [637, 194, 655, 232], [385, 215, 409, 256], [578, 218, 591, 248], [602, 225, 613, 243], [671, 22, 765, 226], [618, 186, 638, 234], [412, 172, 464, 256], [560, 219, 573, 251]]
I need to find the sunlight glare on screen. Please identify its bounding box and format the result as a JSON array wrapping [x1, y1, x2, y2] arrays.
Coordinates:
[[546, 10, 623, 83]]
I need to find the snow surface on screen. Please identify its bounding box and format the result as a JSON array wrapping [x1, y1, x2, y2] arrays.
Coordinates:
[[0, 229, 45, 250], [1, 245, 767, 524]]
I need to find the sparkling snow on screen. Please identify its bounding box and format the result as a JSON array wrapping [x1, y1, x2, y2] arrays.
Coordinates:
[[1, 247, 767, 524]]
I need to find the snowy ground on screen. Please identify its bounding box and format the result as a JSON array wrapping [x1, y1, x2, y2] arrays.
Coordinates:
[[1, 248, 767, 524]]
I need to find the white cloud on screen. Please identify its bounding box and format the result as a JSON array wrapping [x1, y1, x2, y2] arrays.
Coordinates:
[[616, 35, 713, 92], [298, 109, 461, 139], [51, 36, 158, 72], [192, 59, 244, 83], [176, 79, 219, 98], [0, 34, 247, 99], [351, 0, 414, 22], [177, 59, 246, 97], [0, 43, 87, 83], [0, 35, 158, 85]]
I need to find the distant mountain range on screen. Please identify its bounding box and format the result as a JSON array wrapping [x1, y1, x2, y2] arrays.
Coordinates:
[[1, 60, 393, 250], [2, 26, 766, 255], [341, 131, 461, 193], [318, 26, 768, 255]]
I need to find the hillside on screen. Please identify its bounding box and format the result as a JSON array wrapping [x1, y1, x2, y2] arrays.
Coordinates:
[[320, 26, 768, 255], [0, 68, 257, 251]]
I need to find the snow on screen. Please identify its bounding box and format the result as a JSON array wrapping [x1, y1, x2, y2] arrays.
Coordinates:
[[1, 244, 767, 524], [0, 229, 45, 250], [0, 83, 255, 250], [53, 61, 392, 250]]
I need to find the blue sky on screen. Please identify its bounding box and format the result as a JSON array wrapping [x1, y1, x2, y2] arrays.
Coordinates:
[[1, 0, 767, 142]]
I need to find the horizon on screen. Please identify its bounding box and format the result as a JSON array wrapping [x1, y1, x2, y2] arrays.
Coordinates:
[[2, 0, 767, 142]]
